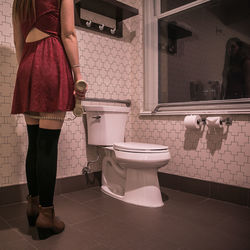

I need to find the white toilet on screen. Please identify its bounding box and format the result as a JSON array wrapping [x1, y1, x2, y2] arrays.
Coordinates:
[[84, 105, 171, 207]]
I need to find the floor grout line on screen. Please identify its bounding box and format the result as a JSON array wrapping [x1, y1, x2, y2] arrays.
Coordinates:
[[0, 215, 39, 249]]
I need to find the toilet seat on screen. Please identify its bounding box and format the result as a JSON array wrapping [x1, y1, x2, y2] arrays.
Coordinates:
[[113, 142, 168, 153]]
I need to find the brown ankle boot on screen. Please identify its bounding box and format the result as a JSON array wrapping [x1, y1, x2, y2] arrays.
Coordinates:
[[36, 206, 65, 239], [26, 195, 39, 226]]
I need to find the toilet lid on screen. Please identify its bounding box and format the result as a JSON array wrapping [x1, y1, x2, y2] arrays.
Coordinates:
[[113, 142, 168, 153]]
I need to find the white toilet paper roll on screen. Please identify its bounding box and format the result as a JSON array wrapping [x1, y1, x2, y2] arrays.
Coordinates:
[[206, 116, 223, 128], [184, 115, 201, 129]]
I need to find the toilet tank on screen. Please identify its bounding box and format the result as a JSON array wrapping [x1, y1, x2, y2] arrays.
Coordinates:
[[84, 105, 130, 146]]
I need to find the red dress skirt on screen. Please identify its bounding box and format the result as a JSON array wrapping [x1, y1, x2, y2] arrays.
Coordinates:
[[11, 36, 75, 114]]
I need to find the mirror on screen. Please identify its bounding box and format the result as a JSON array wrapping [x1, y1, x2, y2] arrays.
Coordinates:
[[158, 0, 250, 104]]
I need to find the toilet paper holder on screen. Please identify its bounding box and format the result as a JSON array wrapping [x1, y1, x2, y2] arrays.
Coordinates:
[[219, 117, 232, 126], [198, 118, 206, 125], [184, 116, 232, 129]]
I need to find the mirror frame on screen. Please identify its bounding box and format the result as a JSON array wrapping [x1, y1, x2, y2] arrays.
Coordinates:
[[143, 0, 250, 115]]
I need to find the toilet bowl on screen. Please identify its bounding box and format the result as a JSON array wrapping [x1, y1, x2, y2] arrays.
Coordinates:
[[84, 105, 171, 207]]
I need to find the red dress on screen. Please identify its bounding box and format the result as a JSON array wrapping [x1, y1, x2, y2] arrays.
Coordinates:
[[11, 0, 74, 114]]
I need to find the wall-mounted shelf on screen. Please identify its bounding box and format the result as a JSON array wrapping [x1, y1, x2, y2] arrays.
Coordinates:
[[168, 22, 192, 40], [74, 0, 139, 38], [167, 22, 192, 54]]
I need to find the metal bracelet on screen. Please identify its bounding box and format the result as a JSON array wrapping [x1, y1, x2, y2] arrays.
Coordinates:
[[72, 64, 80, 68]]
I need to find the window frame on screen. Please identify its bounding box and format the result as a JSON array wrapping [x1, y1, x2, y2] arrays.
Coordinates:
[[143, 0, 250, 115]]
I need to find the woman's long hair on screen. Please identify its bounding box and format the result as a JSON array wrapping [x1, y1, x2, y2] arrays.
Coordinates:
[[12, 0, 61, 22], [221, 37, 250, 99], [12, 0, 36, 22]]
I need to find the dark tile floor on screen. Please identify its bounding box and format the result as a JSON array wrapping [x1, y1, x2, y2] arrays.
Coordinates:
[[0, 187, 250, 250]]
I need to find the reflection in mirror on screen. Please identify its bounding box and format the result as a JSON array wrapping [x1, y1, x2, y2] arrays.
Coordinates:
[[160, 0, 196, 13], [158, 0, 250, 104]]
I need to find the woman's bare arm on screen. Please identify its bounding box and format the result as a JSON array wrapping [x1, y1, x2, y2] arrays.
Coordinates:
[[60, 0, 82, 82], [12, 15, 24, 64]]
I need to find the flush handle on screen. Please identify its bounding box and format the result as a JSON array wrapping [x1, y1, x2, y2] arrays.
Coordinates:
[[92, 115, 101, 119]]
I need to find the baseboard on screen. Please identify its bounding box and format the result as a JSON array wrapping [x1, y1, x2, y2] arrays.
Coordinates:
[[0, 172, 102, 206], [1, 172, 249, 207], [158, 172, 250, 207]]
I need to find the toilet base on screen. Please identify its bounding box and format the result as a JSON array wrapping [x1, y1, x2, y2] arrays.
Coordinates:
[[101, 185, 124, 200], [101, 168, 164, 208]]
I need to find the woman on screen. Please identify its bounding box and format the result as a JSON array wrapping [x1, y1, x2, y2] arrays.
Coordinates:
[[221, 37, 250, 99], [11, 0, 86, 238]]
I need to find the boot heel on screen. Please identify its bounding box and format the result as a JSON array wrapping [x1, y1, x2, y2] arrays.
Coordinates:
[[27, 215, 38, 226], [37, 228, 53, 240], [36, 206, 65, 239]]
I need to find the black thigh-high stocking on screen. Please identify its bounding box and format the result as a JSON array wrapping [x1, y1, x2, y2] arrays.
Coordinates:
[[26, 124, 39, 197], [37, 128, 61, 207]]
